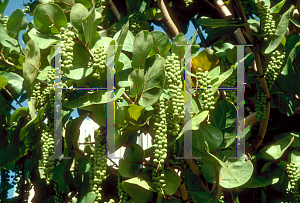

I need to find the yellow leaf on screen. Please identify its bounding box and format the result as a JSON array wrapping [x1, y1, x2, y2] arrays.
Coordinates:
[[192, 47, 219, 73]]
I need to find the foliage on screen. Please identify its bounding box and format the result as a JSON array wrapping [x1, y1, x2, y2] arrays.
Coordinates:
[[0, 0, 300, 202]]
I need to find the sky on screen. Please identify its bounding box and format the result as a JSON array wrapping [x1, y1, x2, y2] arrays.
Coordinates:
[[2, 0, 206, 199]]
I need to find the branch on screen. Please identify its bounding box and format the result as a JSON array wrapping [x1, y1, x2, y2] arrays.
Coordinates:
[[116, 84, 134, 104], [191, 17, 208, 47], [213, 0, 233, 20], [213, 150, 222, 199], [3, 86, 23, 107], [181, 145, 211, 194], [0, 51, 15, 67], [245, 46, 271, 154], [235, 0, 253, 42], [108, 0, 121, 21], [156, 0, 179, 37], [239, 112, 257, 131]]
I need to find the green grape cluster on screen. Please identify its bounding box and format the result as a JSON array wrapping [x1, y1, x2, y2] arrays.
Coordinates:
[[92, 46, 107, 79], [165, 53, 184, 119], [118, 173, 133, 203], [265, 50, 285, 90], [41, 125, 55, 185], [95, 0, 107, 9], [129, 14, 142, 36], [0, 15, 8, 29], [151, 97, 167, 195], [12, 162, 25, 197], [31, 81, 44, 106], [89, 129, 108, 203], [219, 192, 225, 203], [220, 58, 237, 104], [42, 68, 55, 118], [22, 5, 30, 14], [54, 182, 64, 203], [184, 0, 193, 7], [256, 1, 276, 41], [196, 68, 215, 110], [254, 86, 266, 122], [60, 24, 75, 72], [287, 162, 300, 202]]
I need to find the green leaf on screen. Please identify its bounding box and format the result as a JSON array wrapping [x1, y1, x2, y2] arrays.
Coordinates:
[[210, 100, 236, 134], [202, 150, 254, 188], [119, 143, 144, 178], [70, 3, 89, 33], [53, 163, 69, 193], [36, 66, 52, 81], [178, 110, 209, 138], [241, 171, 279, 188], [192, 124, 223, 152], [82, 9, 102, 48], [79, 192, 96, 203], [114, 21, 129, 69], [213, 42, 234, 58], [0, 24, 20, 53], [256, 134, 294, 160], [6, 9, 27, 36], [212, 67, 233, 91], [172, 33, 187, 62], [113, 29, 135, 52], [149, 31, 171, 58], [196, 16, 246, 27], [290, 15, 300, 28], [132, 31, 153, 69], [33, 3, 67, 34], [77, 156, 90, 173], [189, 191, 223, 203], [28, 28, 60, 49], [138, 55, 165, 107], [10, 107, 28, 126], [128, 69, 144, 97], [0, 0, 9, 15], [164, 169, 181, 195], [264, 5, 294, 54], [270, 0, 286, 13], [0, 75, 8, 89], [274, 131, 300, 147], [23, 39, 40, 97], [122, 177, 154, 203], [289, 150, 300, 170], [63, 88, 125, 110], [192, 47, 219, 71]]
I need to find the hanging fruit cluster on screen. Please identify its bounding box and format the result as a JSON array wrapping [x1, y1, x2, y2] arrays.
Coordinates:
[[256, 1, 276, 41], [89, 129, 108, 202], [286, 162, 300, 201], [220, 58, 237, 104], [92, 46, 107, 79], [0, 15, 8, 28], [60, 24, 75, 73], [118, 173, 133, 203], [129, 14, 142, 36], [196, 68, 216, 110], [151, 97, 167, 195]]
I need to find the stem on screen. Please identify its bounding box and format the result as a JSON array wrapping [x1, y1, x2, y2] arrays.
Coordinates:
[[0, 51, 15, 67], [156, 0, 179, 37], [3, 86, 23, 107], [213, 150, 222, 199], [108, 0, 121, 21], [245, 46, 270, 154], [235, 0, 253, 43], [17, 34, 25, 56], [203, 0, 216, 9], [116, 84, 134, 104]]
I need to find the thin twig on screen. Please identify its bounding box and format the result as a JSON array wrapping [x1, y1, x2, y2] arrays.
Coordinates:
[[116, 84, 134, 104], [3, 86, 23, 107], [17, 34, 25, 56], [0, 51, 15, 67], [157, 0, 179, 37], [108, 0, 121, 21], [203, 0, 216, 9], [213, 150, 222, 199]]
